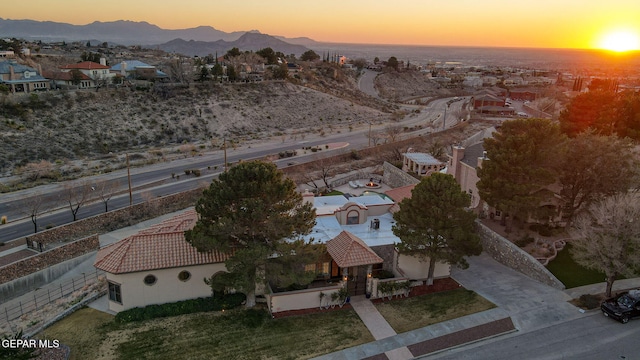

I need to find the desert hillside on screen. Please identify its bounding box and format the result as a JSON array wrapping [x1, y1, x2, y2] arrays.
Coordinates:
[[1, 69, 394, 178]]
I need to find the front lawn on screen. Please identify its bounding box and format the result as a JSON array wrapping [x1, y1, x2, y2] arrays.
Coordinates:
[[40, 306, 373, 360], [374, 289, 496, 333], [546, 244, 607, 289]]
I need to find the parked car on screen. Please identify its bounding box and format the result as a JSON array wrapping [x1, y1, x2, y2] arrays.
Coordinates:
[[601, 289, 640, 323]]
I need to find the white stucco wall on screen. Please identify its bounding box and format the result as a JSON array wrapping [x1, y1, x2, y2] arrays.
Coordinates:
[[396, 254, 450, 281], [106, 262, 227, 312], [267, 285, 342, 313]]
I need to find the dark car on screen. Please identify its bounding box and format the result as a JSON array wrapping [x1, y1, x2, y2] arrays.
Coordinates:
[[601, 290, 640, 323]]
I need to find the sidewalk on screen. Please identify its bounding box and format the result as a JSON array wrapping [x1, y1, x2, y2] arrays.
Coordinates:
[[314, 252, 591, 360]]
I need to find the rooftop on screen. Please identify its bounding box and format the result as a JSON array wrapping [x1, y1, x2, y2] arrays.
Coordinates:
[[94, 210, 229, 274], [403, 153, 443, 165], [60, 61, 110, 70]]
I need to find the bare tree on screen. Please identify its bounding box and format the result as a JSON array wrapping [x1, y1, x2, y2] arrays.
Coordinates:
[[21, 193, 48, 233], [95, 179, 120, 212], [570, 193, 640, 297], [62, 180, 92, 221], [384, 125, 403, 143], [366, 130, 384, 146]]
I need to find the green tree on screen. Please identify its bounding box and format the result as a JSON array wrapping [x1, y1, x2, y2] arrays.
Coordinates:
[[300, 50, 320, 62], [559, 90, 617, 137], [185, 161, 317, 307], [571, 193, 640, 297], [256, 47, 278, 64], [225, 47, 241, 59], [211, 63, 224, 80], [477, 118, 566, 231], [226, 65, 237, 81], [392, 173, 482, 285], [197, 65, 210, 81], [558, 132, 638, 225], [386, 56, 399, 71], [270, 63, 289, 80]]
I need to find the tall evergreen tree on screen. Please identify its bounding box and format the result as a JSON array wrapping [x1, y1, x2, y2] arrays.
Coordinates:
[[393, 173, 482, 285], [185, 161, 316, 307], [477, 118, 566, 231]]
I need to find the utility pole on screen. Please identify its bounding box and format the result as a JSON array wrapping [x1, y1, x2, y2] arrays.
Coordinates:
[[223, 137, 228, 172], [126, 153, 132, 206], [442, 103, 449, 131]]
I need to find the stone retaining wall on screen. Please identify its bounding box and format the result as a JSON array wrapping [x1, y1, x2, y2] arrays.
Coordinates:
[[25, 187, 204, 246], [476, 221, 565, 289], [0, 235, 98, 285], [382, 161, 420, 188]]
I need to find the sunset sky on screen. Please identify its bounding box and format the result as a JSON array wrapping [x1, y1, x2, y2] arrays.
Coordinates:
[[4, 0, 640, 50]]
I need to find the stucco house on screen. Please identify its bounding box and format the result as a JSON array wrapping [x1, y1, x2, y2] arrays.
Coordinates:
[[94, 210, 229, 312], [60, 61, 114, 85], [110, 60, 168, 80], [95, 190, 451, 314], [43, 70, 94, 89], [0, 60, 49, 93]]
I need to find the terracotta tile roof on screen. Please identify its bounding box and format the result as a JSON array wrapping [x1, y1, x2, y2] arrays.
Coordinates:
[[60, 61, 110, 70], [42, 70, 92, 81], [94, 210, 229, 274], [385, 185, 416, 203], [326, 231, 383, 268]]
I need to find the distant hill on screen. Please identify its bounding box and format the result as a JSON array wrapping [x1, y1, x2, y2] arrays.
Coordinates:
[[158, 33, 310, 57], [0, 18, 313, 47]]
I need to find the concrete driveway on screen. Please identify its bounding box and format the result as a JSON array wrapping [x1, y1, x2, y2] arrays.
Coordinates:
[[451, 253, 587, 333]]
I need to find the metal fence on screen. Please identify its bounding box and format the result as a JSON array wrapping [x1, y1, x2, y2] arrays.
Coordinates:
[[1, 269, 104, 329]]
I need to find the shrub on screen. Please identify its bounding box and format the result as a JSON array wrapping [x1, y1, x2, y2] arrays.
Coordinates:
[[578, 294, 602, 310], [114, 293, 246, 323], [1, 216, 6, 225], [514, 236, 534, 248]]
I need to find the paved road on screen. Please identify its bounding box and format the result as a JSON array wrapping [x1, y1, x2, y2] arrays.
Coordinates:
[[424, 253, 640, 359], [427, 312, 640, 360], [358, 69, 380, 98]]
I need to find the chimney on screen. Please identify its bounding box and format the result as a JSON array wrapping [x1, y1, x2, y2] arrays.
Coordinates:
[[100, 58, 106, 66], [9, 65, 14, 80], [450, 146, 465, 181], [120, 61, 127, 76], [37, 64, 43, 76]]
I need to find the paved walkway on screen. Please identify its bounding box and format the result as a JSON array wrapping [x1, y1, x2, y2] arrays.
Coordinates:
[[314, 253, 595, 360], [350, 296, 413, 360]]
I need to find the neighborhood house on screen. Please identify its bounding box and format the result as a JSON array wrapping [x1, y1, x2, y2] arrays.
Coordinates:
[[94, 191, 451, 315]]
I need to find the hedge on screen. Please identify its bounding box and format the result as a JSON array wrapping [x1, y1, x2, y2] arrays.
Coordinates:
[[114, 293, 246, 323]]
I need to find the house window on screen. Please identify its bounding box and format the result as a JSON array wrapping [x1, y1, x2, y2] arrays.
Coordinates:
[[346, 211, 359, 225], [143, 274, 157, 286], [178, 271, 191, 282], [495, 210, 502, 217], [108, 281, 122, 304], [304, 263, 316, 273]]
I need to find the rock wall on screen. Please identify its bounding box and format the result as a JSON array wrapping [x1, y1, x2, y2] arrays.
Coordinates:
[[372, 244, 396, 272], [382, 161, 420, 188], [0, 234, 98, 286], [476, 221, 565, 289]]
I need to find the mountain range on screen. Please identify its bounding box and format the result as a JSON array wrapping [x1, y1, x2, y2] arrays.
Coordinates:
[[0, 18, 316, 56]]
